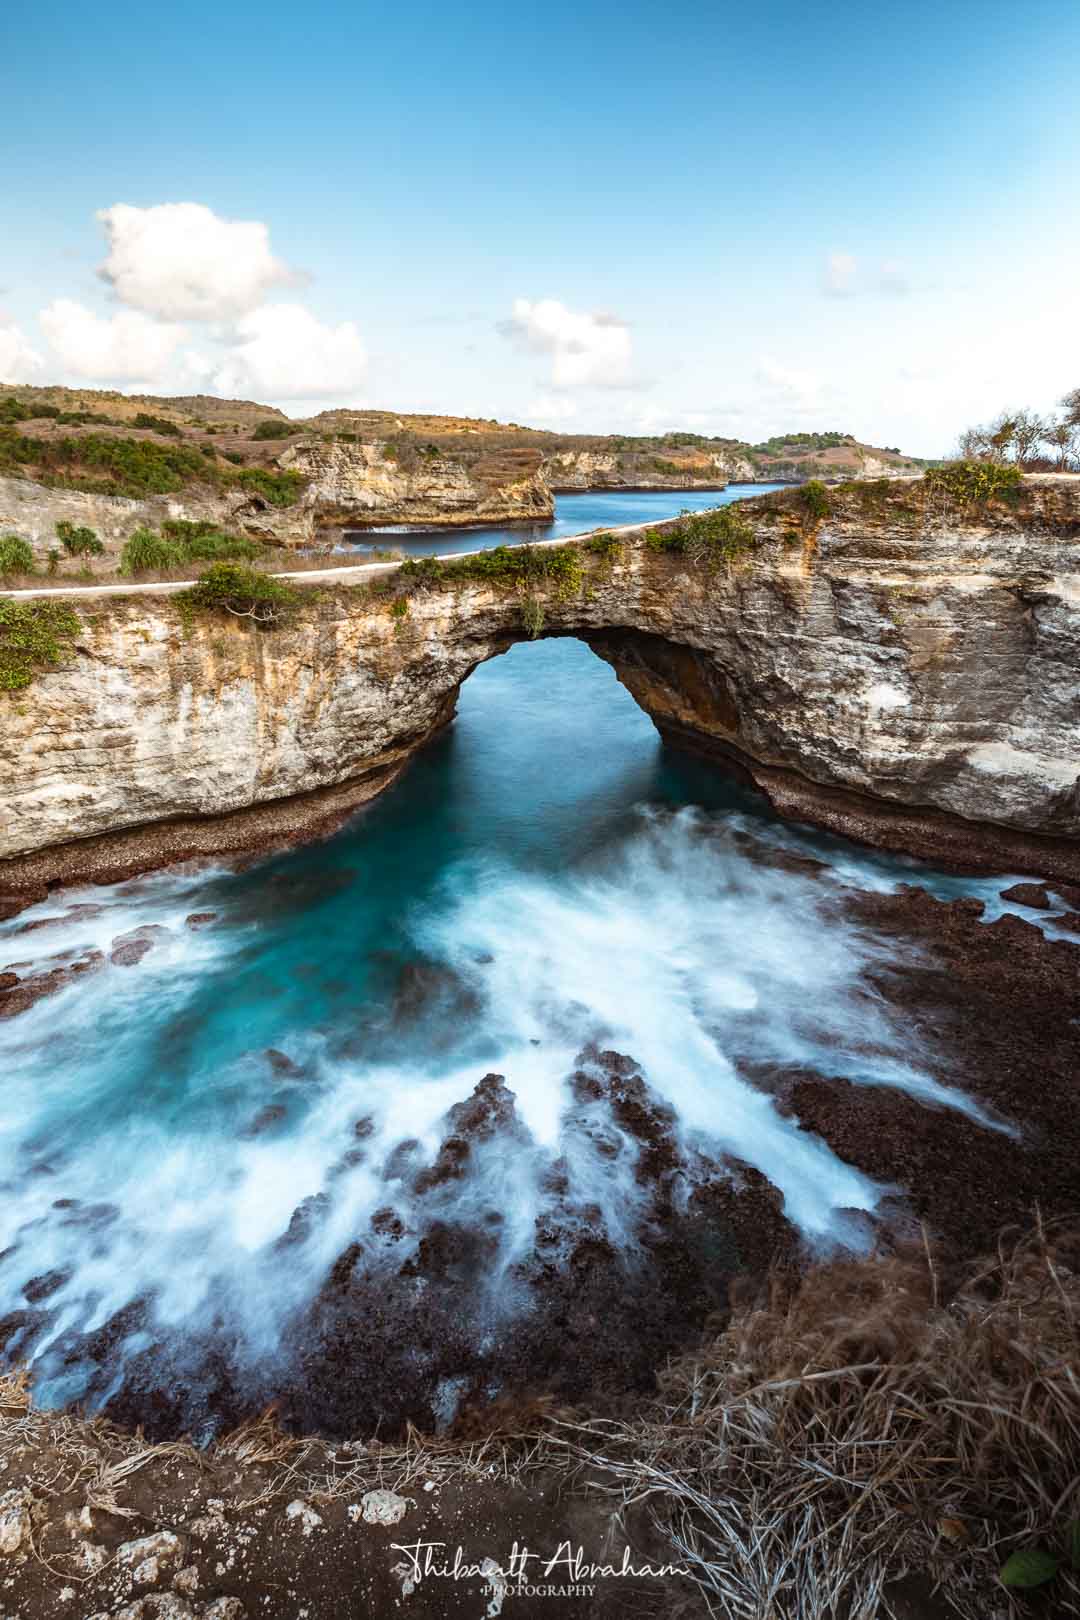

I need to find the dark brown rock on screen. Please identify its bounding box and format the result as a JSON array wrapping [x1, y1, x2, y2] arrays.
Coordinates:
[[1001, 881, 1052, 908]]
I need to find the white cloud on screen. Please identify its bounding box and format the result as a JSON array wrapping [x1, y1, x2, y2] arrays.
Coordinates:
[[0, 321, 45, 383], [822, 253, 912, 300], [524, 393, 579, 424], [209, 303, 368, 401], [39, 299, 183, 382], [822, 252, 858, 298], [499, 298, 634, 388], [97, 202, 296, 322], [879, 259, 910, 296], [754, 357, 832, 418]]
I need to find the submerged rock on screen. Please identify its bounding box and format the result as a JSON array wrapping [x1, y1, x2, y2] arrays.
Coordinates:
[[110, 925, 169, 966]]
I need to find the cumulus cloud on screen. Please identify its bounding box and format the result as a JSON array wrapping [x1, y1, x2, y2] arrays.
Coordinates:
[[499, 298, 634, 388], [39, 299, 183, 382], [822, 252, 858, 298], [209, 303, 368, 401], [0, 321, 45, 383], [97, 202, 296, 322]]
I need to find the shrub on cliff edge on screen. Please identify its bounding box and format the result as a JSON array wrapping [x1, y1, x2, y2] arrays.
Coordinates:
[[646, 505, 756, 564], [0, 598, 80, 690], [925, 460, 1023, 508], [181, 563, 298, 625]]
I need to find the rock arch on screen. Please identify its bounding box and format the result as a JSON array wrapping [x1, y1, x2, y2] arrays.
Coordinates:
[[2, 479, 1080, 902]]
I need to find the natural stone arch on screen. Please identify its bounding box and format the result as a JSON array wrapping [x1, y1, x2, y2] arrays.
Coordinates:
[[2, 478, 1080, 902]]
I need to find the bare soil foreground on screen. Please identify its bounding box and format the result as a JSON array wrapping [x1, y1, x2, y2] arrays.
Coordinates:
[[0, 876, 1077, 1616]]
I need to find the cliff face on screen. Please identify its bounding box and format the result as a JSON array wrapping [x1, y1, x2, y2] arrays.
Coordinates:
[[0, 474, 313, 563], [544, 446, 756, 488], [280, 440, 553, 536], [2, 476, 1079, 890], [0, 443, 554, 566]]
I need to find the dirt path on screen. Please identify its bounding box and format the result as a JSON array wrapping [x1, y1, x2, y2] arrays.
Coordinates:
[[0, 515, 673, 601]]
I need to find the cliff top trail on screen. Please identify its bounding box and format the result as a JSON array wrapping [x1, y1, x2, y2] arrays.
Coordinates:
[[0, 514, 667, 598]]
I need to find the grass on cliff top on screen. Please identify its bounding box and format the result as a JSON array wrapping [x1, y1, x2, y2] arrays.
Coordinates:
[[0, 426, 307, 506], [0, 597, 80, 690], [644, 503, 758, 561]]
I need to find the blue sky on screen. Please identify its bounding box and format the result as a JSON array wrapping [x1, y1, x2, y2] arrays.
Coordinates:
[[2, 0, 1078, 453]]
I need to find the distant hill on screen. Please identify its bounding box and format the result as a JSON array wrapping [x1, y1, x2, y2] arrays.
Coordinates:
[[0, 384, 930, 490]]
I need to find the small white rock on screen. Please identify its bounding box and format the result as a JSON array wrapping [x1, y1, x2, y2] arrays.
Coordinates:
[[114, 1597, 197, 1620], [0, 1489, 32, 1556], [359, 1488, 409, 1526], [117, 1529, 187, 1575], [173, 1564, 200, 1596], [203, 1600, 246, 1620], [284, 1498, 323, 1536]]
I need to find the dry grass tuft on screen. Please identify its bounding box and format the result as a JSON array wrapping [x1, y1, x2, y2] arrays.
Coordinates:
[[556, 1219, 1080, 1619]]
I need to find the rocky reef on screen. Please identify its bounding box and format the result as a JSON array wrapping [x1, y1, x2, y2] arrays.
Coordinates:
[[2, 475, 1079, 896]]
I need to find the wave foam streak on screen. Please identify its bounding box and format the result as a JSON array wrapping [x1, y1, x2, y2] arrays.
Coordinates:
[[0, 806, 1006, 1429]]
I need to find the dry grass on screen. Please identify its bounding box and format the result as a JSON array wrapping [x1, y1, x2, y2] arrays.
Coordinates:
[[554, 1219, 1080, 1619], [0, 1224, 1075, 1617]]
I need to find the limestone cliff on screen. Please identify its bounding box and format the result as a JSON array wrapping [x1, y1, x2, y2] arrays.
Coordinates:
[[2, 475, 1079, 893], [0, 442, 553, 566], [0, 473, 313, 563], [544, 446, 755, 488], [280, 440, 553, 536]]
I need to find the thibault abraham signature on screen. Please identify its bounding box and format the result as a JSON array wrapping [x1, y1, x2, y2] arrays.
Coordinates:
[[391, 1539, 689, 1589]]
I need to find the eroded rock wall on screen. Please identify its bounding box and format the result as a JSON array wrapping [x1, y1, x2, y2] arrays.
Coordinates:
[[281, 440, 553, 535], [544, 446, 755, 488], [2, 477, 1079, 888], [0, 474, 312, 565]]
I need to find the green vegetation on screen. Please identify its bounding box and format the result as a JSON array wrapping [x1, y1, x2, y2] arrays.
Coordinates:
[[651, 457, 684, 476], [398, 541, 585, 597], [645, 505, 756, 564], [925, 460, 1023, 507], [800, 479, 831, 521], [55, 520, 104, 557], [1000, 1527, 1080, 1592], [753, 431, 854, 454], [180, 563, 299, 624], [251, 420, 302, 440], [132, 412, 182, 437], [0, 534, 35, 575], [584, 530, 621, 561], [520, 596, 545, 638], [0, 598, 80, 690], [0, 428, 305, 505], [120, 521, 265, 575], [0, 399, 123, 428]]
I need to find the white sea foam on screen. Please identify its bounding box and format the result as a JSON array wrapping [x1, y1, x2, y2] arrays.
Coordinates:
[[0, 806, 1017, 1408]]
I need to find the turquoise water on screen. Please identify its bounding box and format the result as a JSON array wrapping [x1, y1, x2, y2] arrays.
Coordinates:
[[341, 485, 748, 555], [0, 488, 1071, 1431]]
